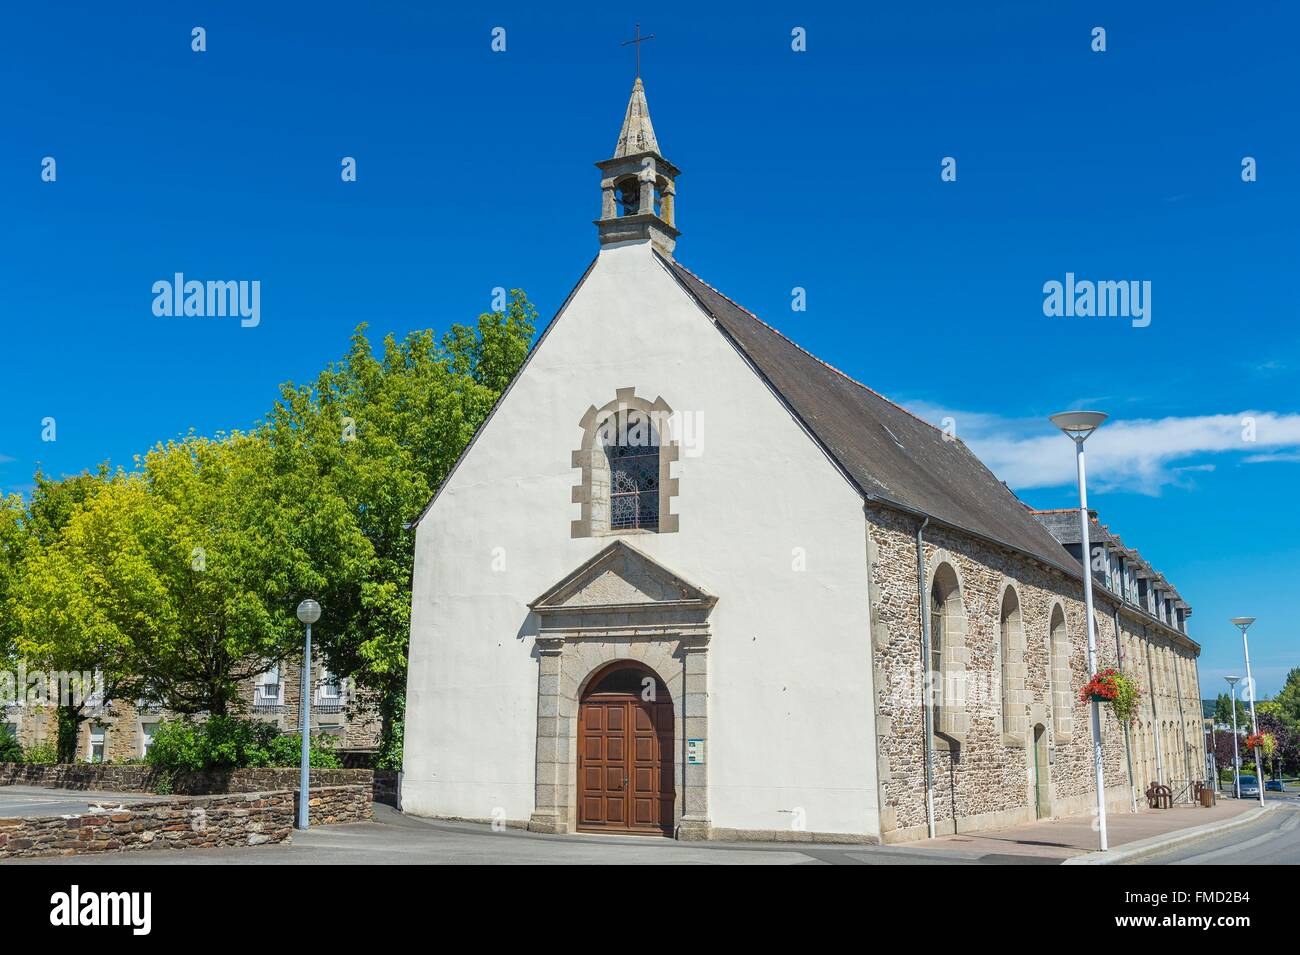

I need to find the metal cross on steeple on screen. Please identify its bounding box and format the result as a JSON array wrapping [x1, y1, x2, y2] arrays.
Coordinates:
[[621, 23, 655, 77]]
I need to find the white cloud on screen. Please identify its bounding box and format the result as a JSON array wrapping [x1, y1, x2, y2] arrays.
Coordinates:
[[905, 403, 1300, 494]]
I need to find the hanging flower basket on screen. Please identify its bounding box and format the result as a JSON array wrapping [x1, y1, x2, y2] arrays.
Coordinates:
[[1246, 732, 1276, 759], [1080, 668, 1142, 723]]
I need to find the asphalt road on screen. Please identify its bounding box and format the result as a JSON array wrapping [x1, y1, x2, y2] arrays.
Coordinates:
[[4, 804, 1056, 865], [12, 798, 1296, 865], [1145, 798, 1300, 865]]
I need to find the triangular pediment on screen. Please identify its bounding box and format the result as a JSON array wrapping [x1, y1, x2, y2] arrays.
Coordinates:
[[530, 540, 715, 613]]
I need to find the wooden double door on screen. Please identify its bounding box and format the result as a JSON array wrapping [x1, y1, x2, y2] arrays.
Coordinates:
[[578, 693, 674, 835]]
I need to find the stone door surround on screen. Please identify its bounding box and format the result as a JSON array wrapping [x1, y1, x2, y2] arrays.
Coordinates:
[[526, 540, 714, 839]]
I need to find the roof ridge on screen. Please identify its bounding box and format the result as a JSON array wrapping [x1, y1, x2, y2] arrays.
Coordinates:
[[669, 260, 951, 439]]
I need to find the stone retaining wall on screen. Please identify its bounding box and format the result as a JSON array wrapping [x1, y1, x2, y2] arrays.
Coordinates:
[[0, 763, 397, 805], [297, 785, 374, 826], [0, 790, 293, 860], [0, 785, 371, 860]]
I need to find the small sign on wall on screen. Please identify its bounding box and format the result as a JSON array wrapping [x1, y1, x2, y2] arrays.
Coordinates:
[[1048, 747, 1057, 766], [687, 739, 705, 764]]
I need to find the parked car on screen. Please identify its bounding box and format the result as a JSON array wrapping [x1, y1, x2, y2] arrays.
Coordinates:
[[1265, 779, 1285, 792], [1236, 775, 1260, 798]]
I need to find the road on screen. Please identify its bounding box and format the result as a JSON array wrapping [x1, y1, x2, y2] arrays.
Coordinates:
[[4, 804, 1058, 865], [1144, 798, 1300, 865], [7, 797, 1297, 865]]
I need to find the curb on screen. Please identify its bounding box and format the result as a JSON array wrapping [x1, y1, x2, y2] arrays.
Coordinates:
[[1061, 802, 1278, 865]]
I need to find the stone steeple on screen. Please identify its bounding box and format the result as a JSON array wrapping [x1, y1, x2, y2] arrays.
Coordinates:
[[613, 78, 660, 157], [595, 78, 680, 256]]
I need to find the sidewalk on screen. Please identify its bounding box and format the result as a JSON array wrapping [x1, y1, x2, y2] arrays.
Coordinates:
[[903, 797, 1262, 862]]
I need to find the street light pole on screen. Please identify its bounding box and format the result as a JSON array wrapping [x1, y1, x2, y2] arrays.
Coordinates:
[[295, 599, 322, 829], [1225, 675, 1241, 799], [1050, 410, 1109, 852], [1232, 617, 1266, 806]]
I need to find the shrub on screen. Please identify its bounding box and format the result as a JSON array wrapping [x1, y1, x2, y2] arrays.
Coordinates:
[[266, 733, 342, 769], [375, 695, 404, 771], [0, 733, 22, 763], [22, 740, 58, 765], [146, 716, 342, 771]]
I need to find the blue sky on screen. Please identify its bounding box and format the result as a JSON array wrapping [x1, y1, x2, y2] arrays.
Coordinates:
[[2, 2, 1297, 694]]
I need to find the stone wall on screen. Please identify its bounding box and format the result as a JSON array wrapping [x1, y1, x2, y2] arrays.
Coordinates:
[[297, 785, 374, 825], [0, 785, 372, 860], [0, 791, 295, 860], [1117, 616, 1204, 791], [0, 763, 397, 805], [867, 505, 1134, 842], [0, 762, 159, 791]]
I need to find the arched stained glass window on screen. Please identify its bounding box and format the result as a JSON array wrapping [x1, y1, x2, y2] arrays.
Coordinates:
[[609, 439, 659, 530]]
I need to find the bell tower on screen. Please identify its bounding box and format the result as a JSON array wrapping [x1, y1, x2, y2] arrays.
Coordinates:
[[595, 77, 681, 257]]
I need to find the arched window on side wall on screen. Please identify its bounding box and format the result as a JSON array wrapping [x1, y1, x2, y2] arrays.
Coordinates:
[[928, 562, 967, 746], [1000, 586, 1026, 744], [1049, 605, 1074, 742]]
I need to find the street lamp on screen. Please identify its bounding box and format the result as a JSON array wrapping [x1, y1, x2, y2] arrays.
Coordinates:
[[1231, 617, 1266, 806], [1050, 410, 1109, 851], [295, 598, 322, 829], [1225, 675, 1242, 799]]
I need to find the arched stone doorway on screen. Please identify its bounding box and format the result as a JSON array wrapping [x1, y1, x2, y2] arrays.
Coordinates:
[[577, 661, 674, 835], [526, 540, 715, 840]]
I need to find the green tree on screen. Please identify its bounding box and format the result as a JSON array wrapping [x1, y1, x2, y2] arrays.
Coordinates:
[[1213, 691, 1249, 728], [11, 474, 144, 760], [2, 467, 110, 667], [26, 466, 110, 546], [265, 292, 537, 756], [12, 433, 372, 745], [1276, 668, 1300, 726], [0, 493, 30, 669], [130, 431, 372, 715]]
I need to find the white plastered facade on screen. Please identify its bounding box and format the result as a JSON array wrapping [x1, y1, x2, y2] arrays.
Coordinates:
[[402, 239, 882, 841]]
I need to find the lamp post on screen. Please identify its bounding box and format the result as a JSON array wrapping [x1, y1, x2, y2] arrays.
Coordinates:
[[1050, 410, 1109, 851], [295, 598, 322, 829], [1225, 675, 1242, 798], [1231, 617, 1266, 806]]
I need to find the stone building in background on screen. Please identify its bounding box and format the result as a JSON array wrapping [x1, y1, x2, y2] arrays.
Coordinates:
[[1, 663, 380, 764]]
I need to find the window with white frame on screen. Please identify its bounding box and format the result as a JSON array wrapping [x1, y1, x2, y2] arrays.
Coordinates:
[[256, 667, 282, 707], [141, 722, 159, 758], [88, 723, 107, 763], [317, 669, 342, 709]]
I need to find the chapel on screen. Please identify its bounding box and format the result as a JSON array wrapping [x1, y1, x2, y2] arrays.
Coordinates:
[[401, 77, 1204, 842]]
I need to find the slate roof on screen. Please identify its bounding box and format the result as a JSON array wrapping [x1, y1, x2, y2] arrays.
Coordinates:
[[662, 255, 1083, 579]]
